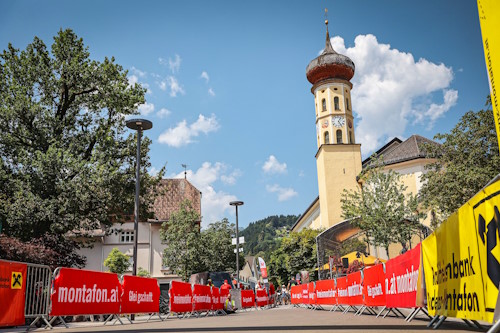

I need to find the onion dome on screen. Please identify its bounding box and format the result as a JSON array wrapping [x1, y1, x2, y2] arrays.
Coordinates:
[[306, 20, 355, 85]]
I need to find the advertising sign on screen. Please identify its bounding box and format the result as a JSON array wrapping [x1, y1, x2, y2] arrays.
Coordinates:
[[258, 257, 268, 282], [336, 276, 349, 305], [315, 279, 336, 305], [385, 243, 421, 309], [50, 268, 121, 316], [346, 271, 363, 305], [241, 290, 255, 308], [0, 260, 27, 327], [308, 282, 316, 305], [169, 281, 193, 314], [192, 284, 212, 312], [256, 288, 268, 307], [120, 275, 160, 314], [362, 264, 386, 307], [291, 285, 302, 304], [211, 286, 223, 310], [423, 177, 500, 322]]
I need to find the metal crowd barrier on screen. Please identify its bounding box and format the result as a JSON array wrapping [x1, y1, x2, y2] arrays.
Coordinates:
[[24, 263, 53, 330]]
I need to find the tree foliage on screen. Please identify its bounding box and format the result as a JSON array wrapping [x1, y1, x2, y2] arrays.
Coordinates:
[[103, 248, 130, 274], [341, 158, 424, 258], [419, 100, 500, 227], [200, 218, 243, 273], [161, 200, 202, 281], [268, 228, 320, 286], [0, 29, 162, 266], [240, 215, 297, 255]]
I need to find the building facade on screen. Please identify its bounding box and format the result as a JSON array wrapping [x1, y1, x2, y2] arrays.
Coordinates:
[[78, 178, 202, 288]]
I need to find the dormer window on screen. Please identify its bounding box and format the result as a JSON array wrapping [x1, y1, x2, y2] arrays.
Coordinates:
[[322, 98, 327, 112], [334, 97, 340, 110]]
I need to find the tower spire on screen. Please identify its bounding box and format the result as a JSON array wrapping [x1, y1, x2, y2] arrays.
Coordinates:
[[323, 8, 335, 54]]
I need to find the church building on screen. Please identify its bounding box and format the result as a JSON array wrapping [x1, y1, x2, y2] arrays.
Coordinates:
[[291, 17, 437, 261]]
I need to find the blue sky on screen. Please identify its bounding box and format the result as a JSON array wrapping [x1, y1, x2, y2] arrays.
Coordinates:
[[1, 1, 490, 229]]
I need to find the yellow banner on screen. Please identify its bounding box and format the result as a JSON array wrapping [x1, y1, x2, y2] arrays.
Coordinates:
[[422, 177, 500, 322], [478, 0, 500, 154]]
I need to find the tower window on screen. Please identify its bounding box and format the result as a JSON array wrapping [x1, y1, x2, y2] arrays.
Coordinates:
[[324, 131, 330, 144], [322, 98, 327, 112], [336, 130, 343, 144], [334, 97, 340, 110], [349, 131, 353, 144], [346, 97, 350, 111]]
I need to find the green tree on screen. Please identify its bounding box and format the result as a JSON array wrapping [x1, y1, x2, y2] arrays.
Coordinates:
[[199, 218, 243, 273], [419, 101, 500, 227], [0, 29, 162, 266], [268, 228, 320, 285], [104, 248, 130, 274], [341, 158, 424, 258], [161, 200, 202, 281]]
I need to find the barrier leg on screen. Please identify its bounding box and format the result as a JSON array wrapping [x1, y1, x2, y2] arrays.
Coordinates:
[[427, 315, 440, 328], [405, 308, 418, 321], [376, 306, 386, 318], [433, 316, 446, 329], [487, 319, 500, 333], [472, 320, 483, 330], [394, 308, 405, 317]]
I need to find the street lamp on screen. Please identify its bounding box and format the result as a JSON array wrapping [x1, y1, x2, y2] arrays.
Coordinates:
[[229, 200, 244, 288], [126, 118, 153, 277]]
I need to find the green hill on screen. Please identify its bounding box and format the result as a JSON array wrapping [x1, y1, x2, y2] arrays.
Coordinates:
[[240, 215, 299, 255]]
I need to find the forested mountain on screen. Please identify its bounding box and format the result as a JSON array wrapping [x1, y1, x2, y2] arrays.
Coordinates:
[[240, 215, 299, 255]]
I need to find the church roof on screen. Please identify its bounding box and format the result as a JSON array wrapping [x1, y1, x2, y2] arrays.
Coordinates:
[[362, 135, 440, 168]]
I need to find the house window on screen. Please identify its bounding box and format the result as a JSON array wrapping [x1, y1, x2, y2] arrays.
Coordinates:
[[324, 131, 330, 144], [336, 130, 343, 144], [322, 98, 327, 112], [334, 97, 340, 110], [120, 231, 135, 243]]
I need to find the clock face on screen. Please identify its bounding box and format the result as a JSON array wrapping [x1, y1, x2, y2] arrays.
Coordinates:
[[332, 116, 345, 128]]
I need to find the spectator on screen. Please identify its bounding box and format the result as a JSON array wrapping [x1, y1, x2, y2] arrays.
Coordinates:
[[224, 293, 237, 314], [221, 279, 232, 291], [207, 279, 214, 287]]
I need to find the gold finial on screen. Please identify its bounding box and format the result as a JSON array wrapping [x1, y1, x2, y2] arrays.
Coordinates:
[[325, 8, 328, 26]]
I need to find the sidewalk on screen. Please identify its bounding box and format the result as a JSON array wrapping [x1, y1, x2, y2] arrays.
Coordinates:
[[1, 306, 489, 333]]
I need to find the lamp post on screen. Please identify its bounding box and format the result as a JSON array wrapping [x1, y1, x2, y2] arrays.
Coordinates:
[[126, 118, 153, 277], [229, 200, 244, 288]]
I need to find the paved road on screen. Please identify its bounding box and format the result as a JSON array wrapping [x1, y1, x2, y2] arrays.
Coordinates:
[[1, 306, 489, 333]]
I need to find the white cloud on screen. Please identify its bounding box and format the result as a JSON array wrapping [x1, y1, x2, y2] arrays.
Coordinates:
[[128, 73, 151, 94], [221, 169, 242, 185], [158, 114, 220, 147], [172, 162, 238, 228], [266, 184, 298, 202], [330, 34, 456, 156], [262, 155, 287, 174], [200, 71, 210, 83], [208, 88, 215, 97], [138, 102, 154, 116], [158, 76, 185, 97], [169, 54, 182, 73], [131, 66, 146, 77], [157, 108, 171, 118]]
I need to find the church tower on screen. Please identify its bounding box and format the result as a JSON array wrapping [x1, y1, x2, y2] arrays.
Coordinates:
[[306, 17, 362, 229]]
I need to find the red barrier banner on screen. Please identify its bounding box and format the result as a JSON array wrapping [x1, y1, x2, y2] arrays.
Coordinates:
[[211, 287, 223, 310], [192, 284, 211, 312], [120, 275, 160, 314], [256, 289, 268, 307], [315, 279, 336, 305], [50, 268, 121, 316], [363, 264, 386, 307], [169, 281, 193, 313], [346, 271, 363, 305], [0, 260, 27, 327], [385, 243, 421, 308], [241, 290, 255, 308], [291, 285, 302, 304], [308, 282, 316, 305], [301, 284, 309, 304], [336, 276, 349, 305]]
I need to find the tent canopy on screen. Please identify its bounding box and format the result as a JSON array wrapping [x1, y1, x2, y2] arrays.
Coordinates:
[[317, 252, 386, 270]]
